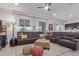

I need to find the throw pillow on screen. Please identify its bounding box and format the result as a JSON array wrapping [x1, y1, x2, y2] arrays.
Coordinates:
[[21, 34, 28, 39], [39, 34, 45, 38], [0, 32, 6, 36]]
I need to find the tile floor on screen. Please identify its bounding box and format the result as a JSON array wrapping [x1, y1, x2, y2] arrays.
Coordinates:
[[0, 43, 79, 56]]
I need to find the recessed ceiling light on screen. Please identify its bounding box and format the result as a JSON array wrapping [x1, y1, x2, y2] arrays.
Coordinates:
[[69, 14, 72, 17], [53, 13, 56, 16], [14, 3, 19, 5]]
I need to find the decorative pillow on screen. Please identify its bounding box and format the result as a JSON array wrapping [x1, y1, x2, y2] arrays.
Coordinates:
[[0, 32, 6, 36], [39, 34, 45, 38], [21, 34, 28, 39]]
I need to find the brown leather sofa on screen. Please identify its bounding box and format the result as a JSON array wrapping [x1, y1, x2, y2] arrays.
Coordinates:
[[15, 32, 44, 45], [47, 32, 79, 50]]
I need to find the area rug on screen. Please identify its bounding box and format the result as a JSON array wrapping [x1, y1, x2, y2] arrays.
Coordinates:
[[0, 43, 71, 56]]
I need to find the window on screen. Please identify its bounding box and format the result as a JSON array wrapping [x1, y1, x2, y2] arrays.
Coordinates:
[[19, 19, 30, 27], [39, 21, 46, 32], [25, 20, 30, 27], [19, 19, 24, 26], [39, 21, 42, 26]]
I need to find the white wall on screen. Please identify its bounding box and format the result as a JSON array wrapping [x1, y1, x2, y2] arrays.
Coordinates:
[[14, 13, 65, 33], [0, 8, 15, 43], [49, 18, 65, 32], [0, 8, 65, 43], [65, 19, 79, 24]]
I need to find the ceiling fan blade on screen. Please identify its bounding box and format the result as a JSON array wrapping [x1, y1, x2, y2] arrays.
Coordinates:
[[37, 7, 44, 8], [48, 3, 52, 6], [45, 3, 52, 6], [48, 8, 51, 11]]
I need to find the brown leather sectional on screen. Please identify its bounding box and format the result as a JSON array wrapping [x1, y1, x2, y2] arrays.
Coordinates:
[[47, 32, 79, 50], [16, 32, 44, 45], [10, 31, 79, 50]]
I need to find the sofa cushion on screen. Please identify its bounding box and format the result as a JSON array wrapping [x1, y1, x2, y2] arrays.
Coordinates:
[[21, 34, 28, 39], [71, 39, 79, 42], [75, 36, 79, 39], [28, 37, 38, 40], [59, 39, 75, 44], [63, 36, 75, 39]]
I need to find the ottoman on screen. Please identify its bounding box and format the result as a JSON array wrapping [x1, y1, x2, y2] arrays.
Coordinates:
[[35, 39, 50, 49], [23, 46, 32, 55], [32, 46, 43, 56]]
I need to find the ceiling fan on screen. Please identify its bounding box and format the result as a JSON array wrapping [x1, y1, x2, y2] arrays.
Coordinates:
[[37, 3, 52, 12]]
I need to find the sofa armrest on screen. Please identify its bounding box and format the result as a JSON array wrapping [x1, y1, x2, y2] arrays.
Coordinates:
[[71, 39, 79, 42]]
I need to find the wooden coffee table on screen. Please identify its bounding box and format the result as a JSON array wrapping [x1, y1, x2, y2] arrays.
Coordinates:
[[35, 39, 50, 50]]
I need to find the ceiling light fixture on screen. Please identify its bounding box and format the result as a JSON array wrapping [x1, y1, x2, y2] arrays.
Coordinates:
[[44, 6, 49, 10], [69, 14, 72, 17], [53, 13, 56, 16]]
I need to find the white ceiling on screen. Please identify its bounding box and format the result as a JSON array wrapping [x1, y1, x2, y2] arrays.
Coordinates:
[[0, 3, 79, 21]]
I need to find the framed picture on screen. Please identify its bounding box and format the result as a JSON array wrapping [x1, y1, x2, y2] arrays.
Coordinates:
[[49, 24, 53, 31]]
